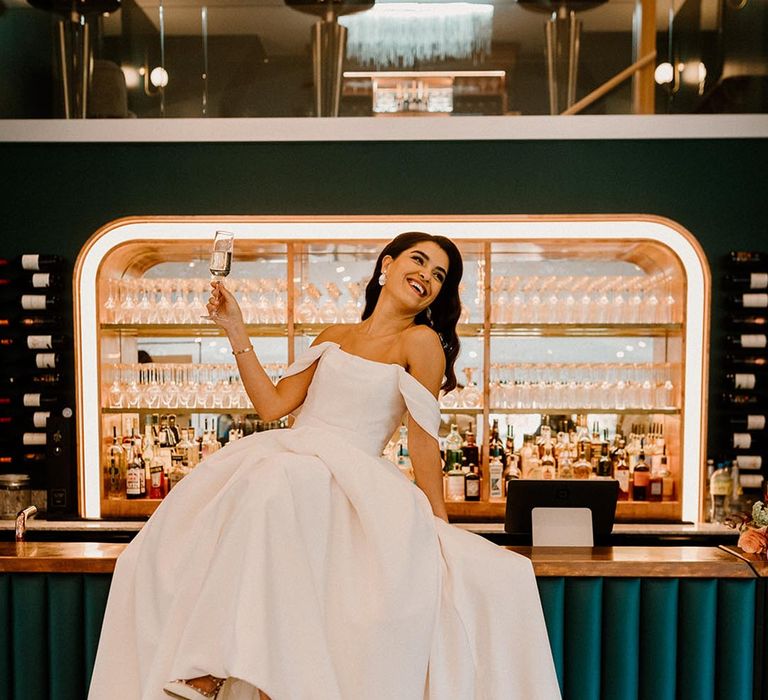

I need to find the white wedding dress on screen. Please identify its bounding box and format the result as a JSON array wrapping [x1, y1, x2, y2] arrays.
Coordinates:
[[89, 342, 561, 700]]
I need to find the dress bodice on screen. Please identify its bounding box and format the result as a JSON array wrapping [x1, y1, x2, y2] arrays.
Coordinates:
[[284, 342, 440, 456]]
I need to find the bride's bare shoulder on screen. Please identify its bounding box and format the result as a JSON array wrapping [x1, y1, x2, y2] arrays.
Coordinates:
[[312, 324, 355, 346], [402, 325, 444, 363]]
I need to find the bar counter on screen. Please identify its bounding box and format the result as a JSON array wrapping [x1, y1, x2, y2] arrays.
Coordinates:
[[0, 541, 759, 577], [1, 541, 765, 699]]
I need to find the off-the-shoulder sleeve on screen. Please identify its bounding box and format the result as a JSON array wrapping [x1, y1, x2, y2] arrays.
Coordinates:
[[282, 341, 339, 379], [398, 370, 441, 441]]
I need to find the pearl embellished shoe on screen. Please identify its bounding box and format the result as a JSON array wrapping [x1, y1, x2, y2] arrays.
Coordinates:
[[163, 677, 226, 699]]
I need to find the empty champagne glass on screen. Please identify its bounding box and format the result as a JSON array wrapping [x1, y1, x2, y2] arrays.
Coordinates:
[[201, 230, 235, 321]]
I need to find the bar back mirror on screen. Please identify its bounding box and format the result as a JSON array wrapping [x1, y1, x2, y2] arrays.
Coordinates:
[[74, 216, 710, 522]]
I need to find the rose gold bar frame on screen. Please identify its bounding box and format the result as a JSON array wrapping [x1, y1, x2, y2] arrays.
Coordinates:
[[74, 215, 710, 521]]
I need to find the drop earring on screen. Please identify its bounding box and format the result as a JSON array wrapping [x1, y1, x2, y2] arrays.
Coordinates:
[[425, 307, 433, 325], [378, 271, 387, 286]]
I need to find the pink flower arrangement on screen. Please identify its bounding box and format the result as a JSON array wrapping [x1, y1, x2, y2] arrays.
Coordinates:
[[728, 501, 768, 555]]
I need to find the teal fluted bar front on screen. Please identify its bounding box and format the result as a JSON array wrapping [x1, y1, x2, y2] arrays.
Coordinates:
[[678, 579, 717, 700], [717, 579, 755, 699], [602, 578, 640, 700], [639, 578, 678, 700], [0, 573, 760, 700], [564, 578, 603, 700], [48, 575, 85, 700], [537, 577, 565, 693]]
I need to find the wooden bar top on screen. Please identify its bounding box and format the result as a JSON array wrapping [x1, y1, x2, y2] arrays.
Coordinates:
[[719, 544, 768, 578], [0, 542, 760, 577]]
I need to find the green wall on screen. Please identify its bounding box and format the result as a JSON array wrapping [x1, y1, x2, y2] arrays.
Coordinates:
[[1, 137, 767, 459]]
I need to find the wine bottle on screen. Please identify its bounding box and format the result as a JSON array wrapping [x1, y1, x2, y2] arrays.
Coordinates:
[[632, 450, 650, 501], [724, 372, 767, 391], [734, 454, 767, 470], [0, 255, 64, 272], [0, 369, 63, 386], [0, 313, 64, 330], [728, 251, 768, 266], [727, 316, 768, 336], [731, 432, 768, 450], [720, 392, 763, 406], [0, 429, 47, 447], [727, 414, 766, 430], [724, 272, 768, 290], [0, 352, 62, 370], [725, 334, 767, 349], [0, 411, 51, 430], [729, 293, 768, 309], [19, 294, 60, 311], [0, 272, 63, 291]]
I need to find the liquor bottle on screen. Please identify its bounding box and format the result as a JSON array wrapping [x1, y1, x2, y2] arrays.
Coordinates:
[[464, 464, 480, 501], [504, 424, 515, 457], [648, 468, 663, 502], [572, 445, 592, 480], [596, 443, 612, 478], [395, 426, 415, 483], [658, 448, 674, 501], [179, 427, 199, 468], [444, 424, 463, 473], [724, 272, 768, 289], [613, 440, 630, 501], [445, 460, 465, 502], [147, 431, 166, 499], [105, 426, 125, 500], [540, 442, 556, 480], [488, 447, 503, 499], [520, 434, 542, 479], [730, 460, 743, 513], [462, 424, 480, 472], [557, 450, 573, 479], [490, 419, 506, 467], [632, 448, 650, 501], [502, 452, 521, 491], [126, 434, 145, 499], [709, 462, 732, 523]]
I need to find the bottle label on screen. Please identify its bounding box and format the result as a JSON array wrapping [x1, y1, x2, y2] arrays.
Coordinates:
[[733, 432, 752, 449], [35, 353, 56, 369], [32, 273, 50, 288], [633, 470, 650, 487], [741, 334, 767, 348], [747, 415, 766, 430], [32, 411, 50, 429], [650, 479, 663, 496], [21, 295, 46, 310], [711, 479, 731, 496], [23, 432, 46, 446], [23, 393, 41, 407], [27, 335, 52, 350], [750, 273, 768, 289], [743, 293, 768, 308], [616, 471, 630, 493], [447, 474, 465, 501], [465, 479, 480, 498], [736, 455, 762, 470], [126, 469, 141, 495], [21, 255, 40, 271], [734, 373, 756, 390]]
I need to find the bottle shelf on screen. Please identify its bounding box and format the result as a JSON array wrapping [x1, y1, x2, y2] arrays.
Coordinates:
[[101, 323, 289, 338], [101, 497, 684, 522], [101, 406, 681, 416], [445, 499, 682, 523], [488, 323, 683, 337], [100, 322, 683, 339]]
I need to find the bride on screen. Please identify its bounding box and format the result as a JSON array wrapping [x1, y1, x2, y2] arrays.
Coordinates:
[[88, 232, 561, 700]]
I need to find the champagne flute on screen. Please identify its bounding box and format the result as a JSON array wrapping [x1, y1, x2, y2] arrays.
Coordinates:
[[201, 230, 234, 321]]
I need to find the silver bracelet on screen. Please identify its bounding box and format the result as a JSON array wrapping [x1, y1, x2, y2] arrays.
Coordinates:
[[232, 345, 254, 357]]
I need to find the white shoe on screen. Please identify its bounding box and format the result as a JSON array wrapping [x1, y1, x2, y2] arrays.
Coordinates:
[[163, 678, 226, 699]]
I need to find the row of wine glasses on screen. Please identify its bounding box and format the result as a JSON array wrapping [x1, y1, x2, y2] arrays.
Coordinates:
[[488, 362, 679, 410], [104, 362, 285, 410], [103, 277, 482, 326], [490, 274, 680, 325], [104, 278, 288, 325], [439, 367, 482, 409]]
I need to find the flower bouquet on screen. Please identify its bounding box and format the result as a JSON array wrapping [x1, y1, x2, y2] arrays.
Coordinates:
[[726, 501, 768, 555]]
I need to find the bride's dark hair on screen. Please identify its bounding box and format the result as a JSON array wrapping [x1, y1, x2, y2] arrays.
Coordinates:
[[362, 232, 463, 392]]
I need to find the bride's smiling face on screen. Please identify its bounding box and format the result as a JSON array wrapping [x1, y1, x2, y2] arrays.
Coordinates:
[[381, 241, 450, 312]]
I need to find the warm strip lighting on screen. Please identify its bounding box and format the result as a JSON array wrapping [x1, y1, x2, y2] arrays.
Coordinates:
[[76, 218, 707, 521], [340, 3, 494, 68]]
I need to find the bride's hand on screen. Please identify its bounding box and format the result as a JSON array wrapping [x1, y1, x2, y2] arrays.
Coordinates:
[[207, 281, 244, 331]]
